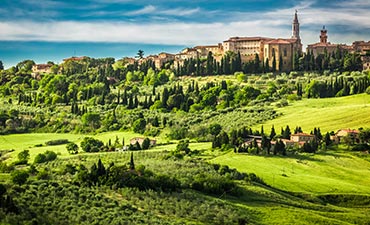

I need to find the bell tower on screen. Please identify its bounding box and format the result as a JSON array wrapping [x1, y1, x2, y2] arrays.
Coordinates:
[[292, 10, 300, 40], [320, 26, 328, 44]]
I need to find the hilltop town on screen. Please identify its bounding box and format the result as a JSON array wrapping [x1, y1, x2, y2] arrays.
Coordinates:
[[31, 11, 370, 77]]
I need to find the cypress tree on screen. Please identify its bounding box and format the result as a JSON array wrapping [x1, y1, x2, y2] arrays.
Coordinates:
[[129, 152, 135, 170]]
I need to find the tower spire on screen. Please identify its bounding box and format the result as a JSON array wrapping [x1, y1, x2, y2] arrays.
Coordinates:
[[292, 10, 300, 39]]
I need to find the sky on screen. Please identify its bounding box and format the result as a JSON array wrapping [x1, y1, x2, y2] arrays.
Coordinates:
[[0, 0, 370, 68]]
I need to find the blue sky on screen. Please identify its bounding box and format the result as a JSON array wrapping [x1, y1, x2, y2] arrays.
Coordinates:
[[1, 0, 370, 68]]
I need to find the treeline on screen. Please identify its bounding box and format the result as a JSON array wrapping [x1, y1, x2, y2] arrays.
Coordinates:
[[203, 123, 334, 155], [304, 74, 370, 98], [173, 48, 363, 76]]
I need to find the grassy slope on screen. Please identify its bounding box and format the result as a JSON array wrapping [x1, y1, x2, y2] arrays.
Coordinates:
[[256, 93, 370, 133], [211, 150, 370, 194]]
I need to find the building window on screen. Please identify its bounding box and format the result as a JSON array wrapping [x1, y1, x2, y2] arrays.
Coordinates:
[[284, 48, 287, 57]]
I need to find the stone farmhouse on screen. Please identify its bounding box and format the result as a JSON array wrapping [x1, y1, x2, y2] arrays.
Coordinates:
[[281, 133, 316, 148], [332, 129, 360, 144], [242, 133, 316, 149], [31, 64, 53, 79], [130, 137, 157, 147]]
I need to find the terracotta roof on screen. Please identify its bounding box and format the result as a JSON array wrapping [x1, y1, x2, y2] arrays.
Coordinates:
[[337, 129, 360, 134], [63, 56, 87, 61], [291, 133, 315, 137], [33, 64, 53, 69], [307, 42, 339, 48], [224, 36, 272, 42], [264, 39, 293, 45], [194, 45, 219, 49], [159, 52, 175, 56]]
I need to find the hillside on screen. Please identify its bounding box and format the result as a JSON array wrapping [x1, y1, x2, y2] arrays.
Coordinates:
[[256, 93, 370, 133], [211, 150, 370, 194]]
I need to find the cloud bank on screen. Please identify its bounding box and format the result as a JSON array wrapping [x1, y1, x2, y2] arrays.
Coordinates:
[[0, 0, 369, 48]]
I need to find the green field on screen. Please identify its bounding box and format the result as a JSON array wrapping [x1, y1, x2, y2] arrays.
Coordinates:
[[211, 150, 370, 194], [256, 93, 370, 133], [0, 131, 212, 163], [0, 131, 170, 162]]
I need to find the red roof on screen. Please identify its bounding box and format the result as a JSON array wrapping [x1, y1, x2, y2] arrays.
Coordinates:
[[224, 36, 272, 42], [307, 42, 339, 48], [338, 129, 360, 134], [34, 64, 53, 69], [265, 39, 291, 45], [291, 133, 315, 137], [63, 56, 87, 61]]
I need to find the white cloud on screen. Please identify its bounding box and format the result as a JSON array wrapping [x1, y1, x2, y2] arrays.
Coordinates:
[[1, 0, 369, 49], [126, 5, 156, 16], [161, 7, 200, 16], [124, 5, 200, 17]]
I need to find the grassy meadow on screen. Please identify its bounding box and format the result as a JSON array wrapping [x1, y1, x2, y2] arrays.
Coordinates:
[[256, 93, 370, 133], [211, 150, 370, 194]]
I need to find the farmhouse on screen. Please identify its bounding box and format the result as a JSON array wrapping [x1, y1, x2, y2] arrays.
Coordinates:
[[130, 137, 157, 146], [281, 133, 316, 148], [334, 129, 360, 144], [31, 64, 53, 79], [291, 133, 315, 142]]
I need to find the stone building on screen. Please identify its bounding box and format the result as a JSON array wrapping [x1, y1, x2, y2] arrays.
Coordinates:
[[307, 27, 370, 59], [141, 11, 304, 71], [306, 26, 341, 57], [222, 37, 272, 61], [263, 11, 302, 71], [31, 64, 53, 79]]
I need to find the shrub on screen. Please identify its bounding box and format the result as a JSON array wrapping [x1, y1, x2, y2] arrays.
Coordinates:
[[34, 153, 47, 163], [45, 151, 57, 161], [17, 150, 29, 164], [11, 170, 29, 185], [66, 142, 79, 154], [366, 86, 370, 95], [45, 139, 69, 146], [34, 151, 57, 164], [352, 144, 369, 151], [80, 137, 104, 152]]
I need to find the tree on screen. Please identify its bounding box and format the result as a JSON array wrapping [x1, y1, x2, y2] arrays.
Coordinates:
[[0, 60, 3, 70], [137, 50, 144, 59], [129, 152, 135, 170], [141, 138, 151, 150], [11, 170, 29, 185], [17, 150, 30, 164], [132, 118, 146, 134], [34, 154, 46, 164], [97, 159, 106, 177], [80, 137, 104, 152], [209, 123, 222, 138], [66, 143, 79, 154], [176, 139, 190, 154], [272, 56, 276, 72], [270, 125, 276, 139], [324, 132, 332, 147], [279, 54, 283, 71], [81, 112, 101, 129], [282, 126, 291, 139]]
